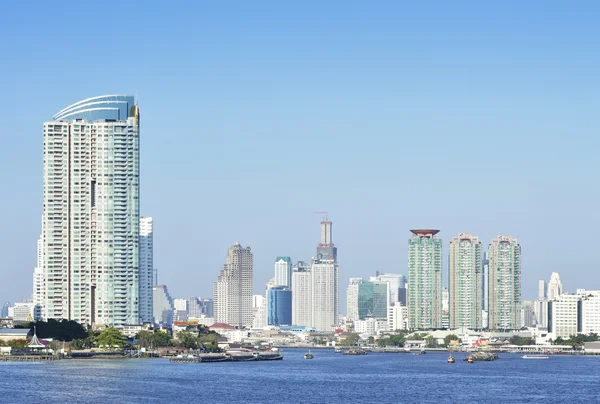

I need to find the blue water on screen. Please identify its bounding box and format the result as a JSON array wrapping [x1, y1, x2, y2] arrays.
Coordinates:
[[1, 350, 599, 403]]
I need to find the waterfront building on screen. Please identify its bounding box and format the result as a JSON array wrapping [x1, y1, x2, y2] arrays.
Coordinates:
[[548, 293, 580, 339], [448, 233, 483, 329], [407, 229, 443, 330], [357, 281, 389, 320], [388, 302, 408, 331], [39, 95, 140, 326], [153, 285, 174, 326], [267, 286, 292, 326], [354, 318, 388, 336], [522, 300, 534, 327], [139, 217, 154, 323], [482, 252, 489, 311], [488, 235, 521, 330], [547, 272, 563, 300], [213, 243, 254, 328], [274, 257, 292, 288], [291, 262, 312, 327], [311, 257, 339, 331], [578, 290, 600, 335], [346, 278, 363, 323]]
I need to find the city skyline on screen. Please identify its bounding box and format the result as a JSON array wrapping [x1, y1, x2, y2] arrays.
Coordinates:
[[1, 2, 600, 306]]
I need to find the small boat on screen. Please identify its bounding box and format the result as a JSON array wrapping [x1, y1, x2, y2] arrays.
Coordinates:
[[522, 355, 549, 360], [334, 348, 342, 353], [303, 350, 314, 360], [467, 355, 474, 364], [447, 356, 455, 363]]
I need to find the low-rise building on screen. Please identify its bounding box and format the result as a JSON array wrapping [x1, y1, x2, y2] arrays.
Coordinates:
[[0, 328, 30, 342], [354, 318, 388, 336]]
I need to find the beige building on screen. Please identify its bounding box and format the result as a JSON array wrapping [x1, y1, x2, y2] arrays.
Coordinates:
[[488, 236, 521, 330]]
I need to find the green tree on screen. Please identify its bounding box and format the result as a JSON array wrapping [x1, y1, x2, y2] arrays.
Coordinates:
[[425, 335, 438, 348], [151, 330, 173, 347], [96, 327, 125, 350], [339, 333, 360, 346], [176, 331, 198, 349]]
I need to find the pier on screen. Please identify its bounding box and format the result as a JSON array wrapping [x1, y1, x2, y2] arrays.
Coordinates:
[[170, 352, 283, 363]]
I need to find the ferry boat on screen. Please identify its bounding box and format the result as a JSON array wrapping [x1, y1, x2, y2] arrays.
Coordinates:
[[521, 355, 549, 360]]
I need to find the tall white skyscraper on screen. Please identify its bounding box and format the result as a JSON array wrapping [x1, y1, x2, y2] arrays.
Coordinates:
[[213, 243, 253, 328], [448, 233, 483, 329], [139, 217, 153, 323], [346, 278, 363, 323], [547, 272, 563, 300], [310, 258, 339, 331], [488, 235, 521, 330], [292, 262, 312, 327], [33, 234, 45, 318], [39, 95, 140, 326], [274, 257, 292, 287]]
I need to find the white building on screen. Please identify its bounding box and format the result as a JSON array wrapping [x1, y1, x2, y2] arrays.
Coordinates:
[[548, 294, 580, 339], [153, 285, 174, 326], [354, 318, 388, 336], [292, 263, 311, 327], [547, 272, 563, 301], [534, 298, 548, 327], [388, 302, 408, 331], [173, 299, 188, 312], [11, 302, 41, 323], [369, 273, 406, 305], [32, 234, 45, 319], [274, 257, 292, 287], [538, 280, 547, 299], [346, 278, 362, 323], [39, 95, 140, 326], [139, 217, 154, 323], [213, 243, 253, 328], [579, 290, 600, 335], [252, 295, 267, 329], [310, 258, 339, 331]]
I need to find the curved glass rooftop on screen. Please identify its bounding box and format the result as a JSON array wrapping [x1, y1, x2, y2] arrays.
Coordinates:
[[53, 95, 136, 121]]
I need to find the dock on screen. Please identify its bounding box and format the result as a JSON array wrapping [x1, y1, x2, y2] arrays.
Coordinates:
[[170, 352, 283, 363]]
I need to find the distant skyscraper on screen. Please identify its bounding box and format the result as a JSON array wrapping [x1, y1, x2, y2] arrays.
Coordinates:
[[357, 281, 389, 320], [547, 272, 563, 300], [407, 229, 443, 330], [187, 297, 213, 318], [292, 261, 312, 326], [488, 235, 521, 330], [274, 257, 292, 287], [316, 213, 337, 262], [482, 252, 489, 311], [153, 285, 174, 326], [522, 300, 534, 327], [252, 294, 267, 329], [534, 298, 548, 327], [538, 280, 547, 299], [346, 278, 363, 323], [267, 286, 292, 326], [32, 234, 45, 318], [40, 95, 140, 326], [1, 302, 11, 318], [449, 233, 483, 329], [370, 273, 407, 304], [139, 217, 154, 323], [213, 243, 253, 328]]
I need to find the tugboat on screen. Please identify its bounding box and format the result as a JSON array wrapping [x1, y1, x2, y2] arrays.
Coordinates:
[[303, 350, 314, 360], [466, 355, 474, 364], [447, 355, 455, 363]]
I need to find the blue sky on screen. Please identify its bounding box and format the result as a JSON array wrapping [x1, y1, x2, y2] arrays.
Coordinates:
[[0, 1, 598, 308]]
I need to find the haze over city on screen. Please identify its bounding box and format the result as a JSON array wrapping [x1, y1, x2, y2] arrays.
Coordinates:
[[1, 1, 599, 307]]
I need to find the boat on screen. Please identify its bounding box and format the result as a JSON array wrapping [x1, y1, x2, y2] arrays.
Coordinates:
[[522, 355, 549, 360], [447, 355, 455, 363], [419, 349, 426, 355], [466, 355, 474, 364], [303, 350, 314, 360], [343, 348, 368, 355], [334, 348, 342, 353]]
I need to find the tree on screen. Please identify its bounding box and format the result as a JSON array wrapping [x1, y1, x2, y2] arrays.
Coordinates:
[[152, 330, 173, 347], [339, 333, 360, 346], [17, 319, 87, 341], [444, 334, 460, 347], [96, 327, 125, 350], [509, 335, 534, 346], [176, 331, 198, 349], [425, 335, 438, 348]]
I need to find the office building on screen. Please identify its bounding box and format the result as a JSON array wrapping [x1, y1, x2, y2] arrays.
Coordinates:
[[578, 290, 600, 335], [407, 229, 443, 330], [534, 298, 548, 327], [187, 297, 213, 319], [267, 286, 292, 326], [213, 243, 253, 328], [547, 272, 563, 300], [448, 233, 483, 329], [357, 281, 389, 320], [1, 302, 10, 318], [354, 318, 388, 336], [346, 278, 363, 323], [11, 301, 42, 323], [370, 272, 407, 305], [488, 235, 521, 330], [153, 285, 174, 326], [538, 280, 547, 299], [388, 302, 408, 331], [311, 258, 339, 331], [292, 262, 312, 327], [252, 294, 267, 329], [40, 95, 140, 326], [522, 300, 534, 327], [442, 287, 450, 329], [139, 217, 154, 323], [548, 293, 580, 339], [274, 257, 292, 287]]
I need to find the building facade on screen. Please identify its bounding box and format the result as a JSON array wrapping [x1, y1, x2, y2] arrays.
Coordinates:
[[548, 294, 580, 339], [488, 235, 521, 330], [213, 243, 253, 328], [139, 217, 154, 323], [346, 278, 363, 323], [369, 273, 406, 305], [153, 285, 174, 326], [522, 300, 534, 327], [40, 95, 140, 326], [547, 272, 563, 301], [388, 302, 408, 331], [357, 281, 389, 320], [448, 233, 483, 329], [32, 235, 45, 318], [291, 262, 312, 327], [267, 286, 292, 326], [579, 290, 600, 335], [274, 257, 292, 288], [311, 258, 339, 331], [407, 229, 443, 330]]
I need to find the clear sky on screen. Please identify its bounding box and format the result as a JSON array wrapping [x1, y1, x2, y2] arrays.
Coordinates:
[[0, 1, 598, 309]]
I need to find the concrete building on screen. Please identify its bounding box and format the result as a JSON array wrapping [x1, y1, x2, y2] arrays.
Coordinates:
[[538, 280, 547, 299], [578, 290, 600, 335], [547, 272, 563, 301], [370, 273, 407, 305], [534, 298, 548, 327], [0, 302, 10, 318], [32, 234, 45, 319], [11, 302, 41, 323], [316, 213, 337, 262], [274, 257, 292, 288], [252, 294, 267, 329], [139, 217, 154, 323], [448, 233, 483, 329], [442, 287, 450, 329], [213, 243, 253, 328], [187, 297, 213, 319], [522, 300, 534, 327], [291, 262, 312, 327], [388, 302, 408, 331], [311, 258, 339, 331], [488, 235, 521, 330], [267, 286, 292, 326], [173, 299, 188, 312], [346, 278, 363, 323], [39, 95, 140, 326], [407, 229, 443, 330], [482, 252, 489, 311], [354, 318, 388, 336], [153, 285, 174, 326], [548, 293, 580, 339]]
